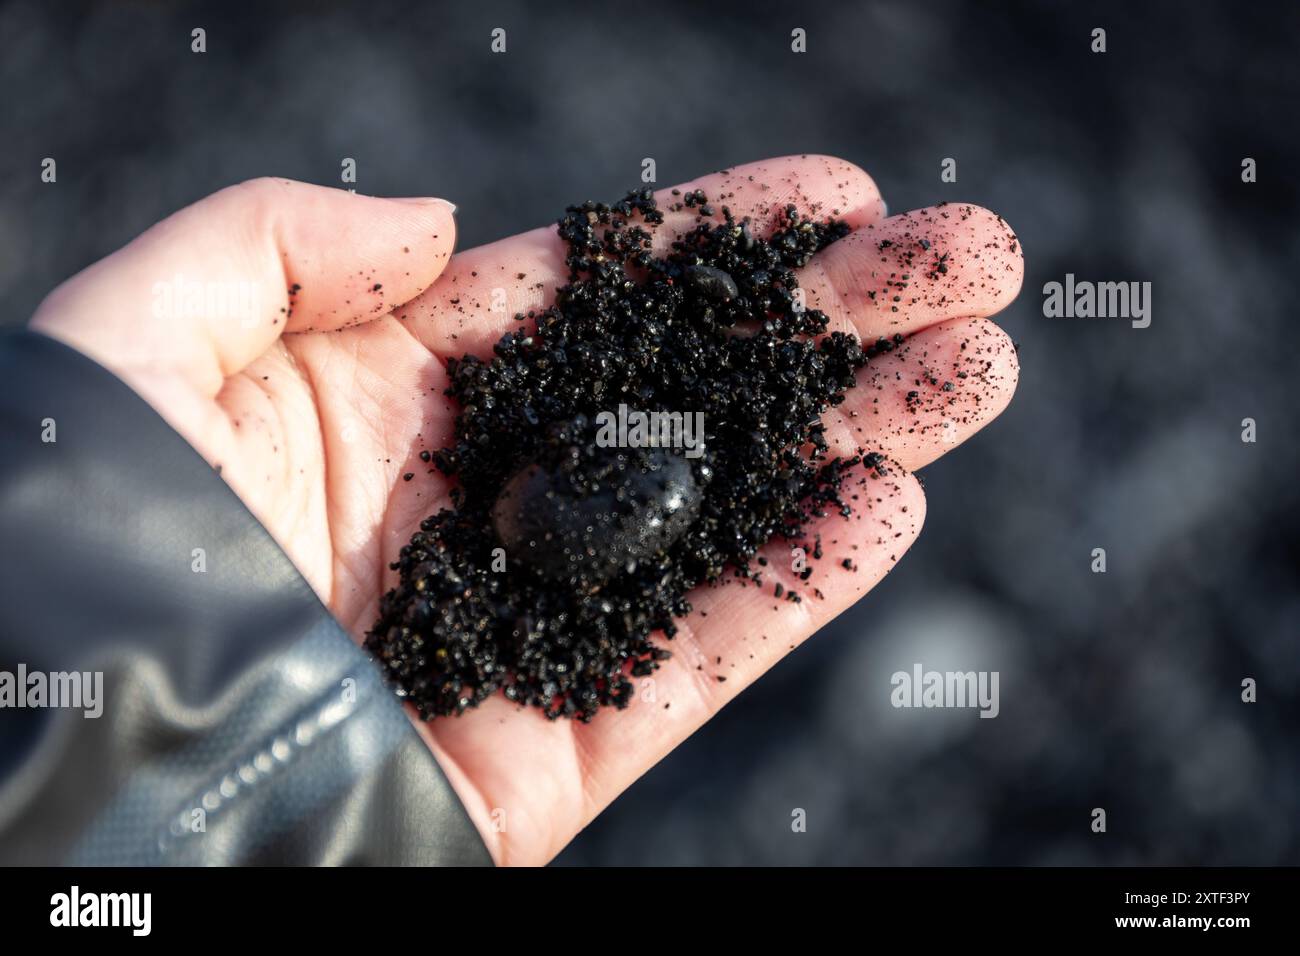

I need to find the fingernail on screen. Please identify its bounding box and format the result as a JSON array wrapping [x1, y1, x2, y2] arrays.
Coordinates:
[[392, 196, 457, 215]]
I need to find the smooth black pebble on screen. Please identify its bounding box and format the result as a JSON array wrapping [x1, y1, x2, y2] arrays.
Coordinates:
[[492, 447, 700, 584], [684, 264, 738, 301]]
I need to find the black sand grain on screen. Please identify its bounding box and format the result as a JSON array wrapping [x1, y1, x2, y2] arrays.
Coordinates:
[[366, 189, 887, 721]]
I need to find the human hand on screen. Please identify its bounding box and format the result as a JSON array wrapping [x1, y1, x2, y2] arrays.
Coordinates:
[[31, 155, 1023, 864]]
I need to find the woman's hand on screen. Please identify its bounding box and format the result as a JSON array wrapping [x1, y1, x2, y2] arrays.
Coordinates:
[[31, 156, 1023, 864]]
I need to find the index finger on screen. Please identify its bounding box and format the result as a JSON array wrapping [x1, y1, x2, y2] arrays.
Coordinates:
[[399, 154, 886, 359]]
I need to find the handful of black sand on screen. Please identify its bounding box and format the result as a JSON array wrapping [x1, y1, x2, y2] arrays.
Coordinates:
[[367, 188, 896, 721]]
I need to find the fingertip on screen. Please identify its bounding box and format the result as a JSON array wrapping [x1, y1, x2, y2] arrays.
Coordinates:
[[896, 203, 1022, 315], [376, 194, 458, 254], [864, 459, 927, 549], [267, 187, 459, 332], [384, 196, 459, 261], [962, 204, 1024, 313], [839, 316, 1020, 471], [383, 194, 459, 284], [814, 202, 1025, 342], [975, 315, 1021, 404], [658, 154, 886, 239], [943, 316, 1020, 428]]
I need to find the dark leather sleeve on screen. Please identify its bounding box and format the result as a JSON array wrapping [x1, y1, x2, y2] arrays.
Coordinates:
[[0, 330, 492, 866]]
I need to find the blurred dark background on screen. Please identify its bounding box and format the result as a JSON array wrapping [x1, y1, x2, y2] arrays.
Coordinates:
[[2, 0, 1296, 864]]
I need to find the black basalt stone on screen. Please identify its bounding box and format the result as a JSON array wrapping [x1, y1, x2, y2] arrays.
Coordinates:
[[492, 446, 700, 585], [683, 264, 739, 301]]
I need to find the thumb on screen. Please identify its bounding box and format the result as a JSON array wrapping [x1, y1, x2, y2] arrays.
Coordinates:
[[31, 177, 457, 405]]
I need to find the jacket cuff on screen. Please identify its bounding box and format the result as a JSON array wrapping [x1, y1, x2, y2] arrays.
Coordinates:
[[0, 330, 491, 865]]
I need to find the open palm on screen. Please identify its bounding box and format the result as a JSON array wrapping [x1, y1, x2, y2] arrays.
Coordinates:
[[32, 156, 1023, 864]]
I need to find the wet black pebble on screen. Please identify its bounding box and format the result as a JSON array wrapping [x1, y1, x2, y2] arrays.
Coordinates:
[[492, 444, 700, 584], [684, 264, 739, 301]]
